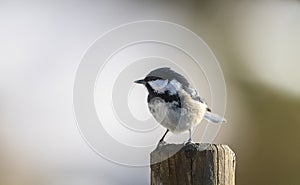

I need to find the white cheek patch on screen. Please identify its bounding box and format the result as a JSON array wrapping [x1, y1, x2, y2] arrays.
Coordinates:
[[148, 79, 168, 93]]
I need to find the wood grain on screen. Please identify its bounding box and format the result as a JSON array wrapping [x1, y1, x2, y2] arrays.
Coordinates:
[[150, 143, 236, 185]]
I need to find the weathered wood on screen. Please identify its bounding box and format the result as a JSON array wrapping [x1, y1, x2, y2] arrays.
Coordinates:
[[150, 143, 236, 185]]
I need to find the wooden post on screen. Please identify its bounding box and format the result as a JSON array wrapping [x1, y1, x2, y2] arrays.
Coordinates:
[[150, 143, 236, 185]]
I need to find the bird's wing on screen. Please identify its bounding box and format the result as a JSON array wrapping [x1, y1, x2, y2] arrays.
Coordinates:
[[185, 86, 211, 111]]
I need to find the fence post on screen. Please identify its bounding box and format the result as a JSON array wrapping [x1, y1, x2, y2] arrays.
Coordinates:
[[150, 143, 236, 185]]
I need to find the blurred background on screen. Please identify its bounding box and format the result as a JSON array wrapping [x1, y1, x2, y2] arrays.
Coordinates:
[[0, 0, 299, 184]]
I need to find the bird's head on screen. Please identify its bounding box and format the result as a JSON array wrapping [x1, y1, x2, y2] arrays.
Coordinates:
[[134, 67, 189, 94], [134, 75, 166, 93]]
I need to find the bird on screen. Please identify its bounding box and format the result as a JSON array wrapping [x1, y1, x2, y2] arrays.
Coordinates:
[[134, 67, 226, 145]]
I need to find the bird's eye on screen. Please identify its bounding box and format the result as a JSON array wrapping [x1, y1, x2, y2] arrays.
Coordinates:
[[145, 76, 160, 82]]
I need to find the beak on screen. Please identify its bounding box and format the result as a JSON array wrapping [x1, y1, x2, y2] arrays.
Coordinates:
[[134, 79, 145, 85]]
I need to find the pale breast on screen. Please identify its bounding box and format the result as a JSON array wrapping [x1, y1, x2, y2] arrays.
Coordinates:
[[179, 89, 207, 127]]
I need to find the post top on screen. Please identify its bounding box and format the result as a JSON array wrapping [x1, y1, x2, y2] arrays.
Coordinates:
[[151, 143, 235, 159]]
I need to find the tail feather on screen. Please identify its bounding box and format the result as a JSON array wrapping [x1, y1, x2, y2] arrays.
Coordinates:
[[204, 112, 226, 123]]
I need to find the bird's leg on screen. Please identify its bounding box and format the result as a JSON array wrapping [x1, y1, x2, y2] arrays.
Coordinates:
[[188, 128, 192, 142], [157, 129, 169, 147], [184, 128, 193, 145]]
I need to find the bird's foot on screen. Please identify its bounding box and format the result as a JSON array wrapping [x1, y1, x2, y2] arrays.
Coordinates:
[[184, 139, 194, 145], [156, 140, 167, 148]]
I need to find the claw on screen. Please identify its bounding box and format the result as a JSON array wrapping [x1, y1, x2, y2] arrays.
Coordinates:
[[156, 140, 167, 148], [184, 139, 193, 145]]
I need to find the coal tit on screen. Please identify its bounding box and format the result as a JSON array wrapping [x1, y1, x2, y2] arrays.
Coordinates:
[[134, 67, 226, 144]]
